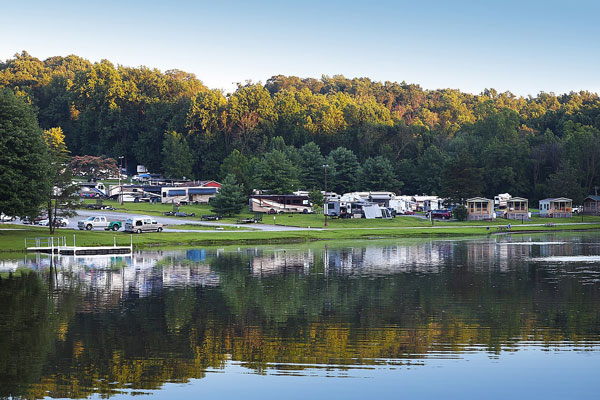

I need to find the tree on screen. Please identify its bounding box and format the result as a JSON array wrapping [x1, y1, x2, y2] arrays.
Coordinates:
[[253, 150, 299, 194], [327, 147, 360, 194], [308, 189, 324, 214], [298, 142, 325, 190], [161, 131, 194, 179], [440, 152, 483, 204], [453, 205, 468, 221], [210, 174, 247, 217], [42, 127, 78, 233], [546, 160, 585, 204], [0, 88, 51, 218], [219, 149, 252, 194], [359, 156, 401, 192], [70, 155, 118, 178]]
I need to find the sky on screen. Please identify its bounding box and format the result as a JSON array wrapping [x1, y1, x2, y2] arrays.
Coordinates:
[[2, 0, 599, 96]]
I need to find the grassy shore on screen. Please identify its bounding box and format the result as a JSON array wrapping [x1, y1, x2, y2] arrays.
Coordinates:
[[1, 220, 599, 253], [80, 199, 600, 228]]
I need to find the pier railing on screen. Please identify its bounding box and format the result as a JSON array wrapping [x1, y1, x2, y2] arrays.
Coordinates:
[[25, 236, 67, 249]]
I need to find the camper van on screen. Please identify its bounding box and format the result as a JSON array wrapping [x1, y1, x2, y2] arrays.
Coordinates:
[[124, 216, 163, 233]]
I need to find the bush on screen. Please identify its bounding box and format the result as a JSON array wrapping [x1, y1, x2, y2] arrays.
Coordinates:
[[453, 205, 468, 221]]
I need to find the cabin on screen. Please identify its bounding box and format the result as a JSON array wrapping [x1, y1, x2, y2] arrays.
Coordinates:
[[583, 195, 600, 216], [539, 197, 573, 218], [505, 197, 529, 220], [250, 195, 312, 214], [466, 197, 495, 221]]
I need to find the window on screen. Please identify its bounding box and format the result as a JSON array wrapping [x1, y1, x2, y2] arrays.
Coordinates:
[[136, 220, 142, 226]]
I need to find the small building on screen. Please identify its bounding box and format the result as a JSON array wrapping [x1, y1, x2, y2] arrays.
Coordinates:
[[539, 197, 573, 218], [466, 197, 495, 221], [505, 197, 529, 220], [583, 195, 600, 216]]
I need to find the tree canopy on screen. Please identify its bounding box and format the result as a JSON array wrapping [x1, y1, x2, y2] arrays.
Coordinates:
[[0, 87, 50, 217], [2, 51, 600, 200]]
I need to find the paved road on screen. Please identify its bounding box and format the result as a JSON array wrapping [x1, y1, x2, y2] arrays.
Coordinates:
[[12, 210, 309, 232], [5, 210, 598, 234]]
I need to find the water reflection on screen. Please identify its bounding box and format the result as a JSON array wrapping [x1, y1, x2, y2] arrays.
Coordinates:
[[0, 233, 599, 399]]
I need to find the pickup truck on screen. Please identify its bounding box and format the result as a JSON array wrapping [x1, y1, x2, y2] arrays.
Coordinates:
[[77, 216, 122, 231]]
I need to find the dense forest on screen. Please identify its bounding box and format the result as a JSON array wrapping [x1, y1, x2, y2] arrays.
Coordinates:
[[2, 51, 600, 203]]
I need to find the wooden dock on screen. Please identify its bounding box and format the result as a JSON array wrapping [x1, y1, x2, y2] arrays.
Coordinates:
[[25, 236, 133, 255]]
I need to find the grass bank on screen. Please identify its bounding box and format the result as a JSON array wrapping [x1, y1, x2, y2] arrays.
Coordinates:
[[81, 199, 600, 228], [1, 221, 599, 253]]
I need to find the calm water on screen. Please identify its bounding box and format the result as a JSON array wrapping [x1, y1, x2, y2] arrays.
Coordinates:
[[1, 233, 600, 399]]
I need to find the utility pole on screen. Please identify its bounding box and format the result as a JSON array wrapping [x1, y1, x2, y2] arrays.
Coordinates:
[[323, 164, 329, 227], [119, 156, 124, 205]]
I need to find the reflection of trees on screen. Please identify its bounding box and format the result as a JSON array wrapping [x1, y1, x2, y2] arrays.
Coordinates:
[[1, 241, 599, 399]]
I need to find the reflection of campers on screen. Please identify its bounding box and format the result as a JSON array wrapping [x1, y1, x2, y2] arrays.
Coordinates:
[[124, 216, 163, 233]]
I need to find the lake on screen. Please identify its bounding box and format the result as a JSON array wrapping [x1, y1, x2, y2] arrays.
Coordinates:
[[1, 232, 599, 399]]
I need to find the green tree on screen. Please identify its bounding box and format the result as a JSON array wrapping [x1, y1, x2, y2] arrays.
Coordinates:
[[298, 142, 325, 190], [253, 150, 299, 194], [42, 127, 78, 233], [210, 174, 247, 217], [161, 131, 194, 179], [0, 88, 51, 218], [546, 160, 585, 203], [327, 147, 360, 194], [440, 151, 483, 204], [359, 156, 401, 192], [220, 149, 252, 194], [308, 189, 324, 213], [453, 205, 468, 221]]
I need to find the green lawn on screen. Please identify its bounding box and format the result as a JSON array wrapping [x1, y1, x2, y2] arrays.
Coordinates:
[[80, 199, 600, 229], [81, 199, 256, 223], [2, 221, 600, 253]]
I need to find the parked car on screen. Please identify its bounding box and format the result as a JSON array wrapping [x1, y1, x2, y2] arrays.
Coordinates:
[[32, 216, 47, 225], [0, 214, 15, 222], [53, 217, 69, 227], [124, 216, 163, 233], [429, 209, 452, 220]]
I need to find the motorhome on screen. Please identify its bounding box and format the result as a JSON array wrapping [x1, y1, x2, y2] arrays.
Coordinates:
[[250, 195, 312, 214], [124, 216, 164, 233]]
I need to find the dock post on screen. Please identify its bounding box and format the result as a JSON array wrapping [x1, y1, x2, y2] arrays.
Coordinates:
[[114, 237, 116, 247], [51, 236, 54, 255], [130, 234, 133, 253]]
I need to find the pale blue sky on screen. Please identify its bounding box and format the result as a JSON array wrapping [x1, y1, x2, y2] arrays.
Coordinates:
[[2, 0, 599, 95]]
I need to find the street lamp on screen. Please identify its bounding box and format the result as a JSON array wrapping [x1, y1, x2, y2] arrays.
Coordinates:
[[118, 156, 124, 205], [323, 164, 329, 227]]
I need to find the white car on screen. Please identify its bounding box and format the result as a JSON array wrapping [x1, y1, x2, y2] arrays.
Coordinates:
[[37, 217, 69, 227], [0, 214, 15, 222]]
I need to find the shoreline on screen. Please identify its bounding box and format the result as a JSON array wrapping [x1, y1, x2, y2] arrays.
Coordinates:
[[1, 223, 599, 254]]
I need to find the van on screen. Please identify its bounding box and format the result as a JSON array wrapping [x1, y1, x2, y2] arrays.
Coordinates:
[[124, 216, 163, 233]]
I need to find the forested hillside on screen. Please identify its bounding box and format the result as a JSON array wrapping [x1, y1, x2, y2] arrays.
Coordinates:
[[2, 51, 599, 202]]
